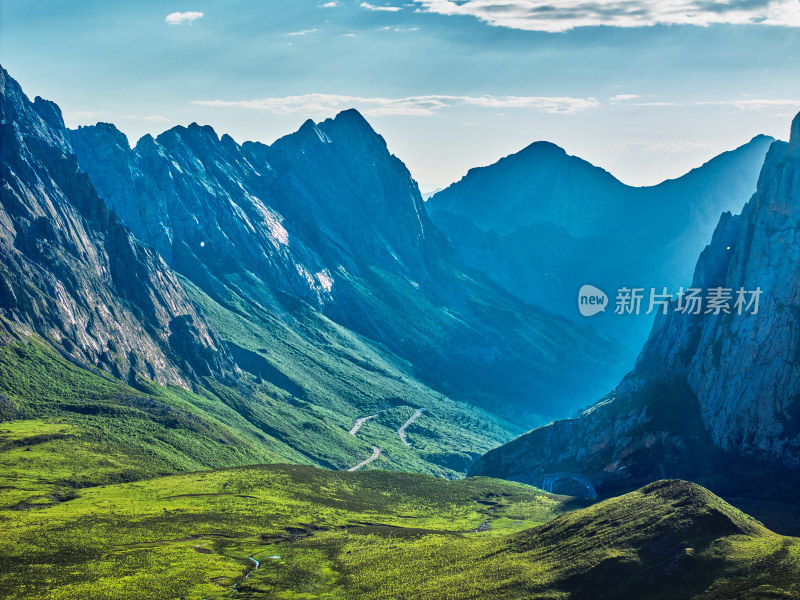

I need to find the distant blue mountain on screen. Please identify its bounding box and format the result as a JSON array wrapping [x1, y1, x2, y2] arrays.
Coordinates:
[[427, 136, 775, 351], [469, 114, 800, 502]]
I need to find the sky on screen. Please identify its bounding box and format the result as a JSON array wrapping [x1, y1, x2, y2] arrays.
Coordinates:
[[2, 0, 800, 191]]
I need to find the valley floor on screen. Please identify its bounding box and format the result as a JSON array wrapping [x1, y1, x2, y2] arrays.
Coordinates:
[[0, 336, 798, 599], [2, 445, 799, 599]]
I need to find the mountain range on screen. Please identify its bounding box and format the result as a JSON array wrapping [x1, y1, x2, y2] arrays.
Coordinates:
[[427, 136, 774, 351], [67, 109, 630, 426], [3, 62, 800, 598], [0, 64, 635, 483], [470, 112, 800, 503]]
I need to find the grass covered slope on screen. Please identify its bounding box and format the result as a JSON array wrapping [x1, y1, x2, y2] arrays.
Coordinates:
[[260, 480, 799, 600], [0, 335, 313, 497], [182, 274, 521, 477], [1, 457, 797, 600], [503, 480, 795, 600], [1, 332, 797, 600], [0, 463, 572, 599], [0, 313, 517, 482]]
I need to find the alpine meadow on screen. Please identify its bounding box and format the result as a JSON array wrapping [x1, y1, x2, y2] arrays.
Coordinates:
[[2, 2, 800, 598]]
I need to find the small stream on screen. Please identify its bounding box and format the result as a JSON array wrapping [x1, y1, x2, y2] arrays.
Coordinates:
[[227, 555, 261, 595]]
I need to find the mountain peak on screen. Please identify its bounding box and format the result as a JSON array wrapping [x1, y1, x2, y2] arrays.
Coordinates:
[[749, 133, 775, 144], [324, 108, 384, 146], [427, 136, 627, 237], [187, 121, 220, 140], [519, 140, 568, 156], [155, 122, 219, 144], [333, 107, 371, 128], [297, 117, 324, 134], [790, 110, 800, 153], [276, 109, 386, 155], [33, 96, 65, 131], [73, 122, 130, 150], [134, 133, 156, 150]]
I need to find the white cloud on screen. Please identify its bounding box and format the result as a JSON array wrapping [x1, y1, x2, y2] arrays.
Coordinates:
[[63, 110, 106, 123], [361, 2, 403, 11], [696, 98, 800, 110], [287, 28, 319, 35], [121, 114, 170, 123], [191, 93, 599, 116], [322, 1, 338, 6], [619, 140, 710, 153], [378, 25, 421, 31], [191, 93, 799, 121], [63, 111, 170, 126], [165, 11, 204, 26], [624, 98, 800, 110], [609, 94, 640, 102], [411, 0, 800, 32]]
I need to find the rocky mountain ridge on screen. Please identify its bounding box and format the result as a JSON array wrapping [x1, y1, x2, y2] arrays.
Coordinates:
[[0, 66, 230, 387], [469, 112, 800, 500], [68, 102, 630, 423], [0, 65, 527, 476], [0, 64, 631, 479], [427, 135, 775, 350]]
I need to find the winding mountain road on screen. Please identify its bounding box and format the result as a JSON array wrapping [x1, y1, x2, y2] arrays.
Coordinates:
[[346, 406, 425, 471], [349, 414, 378, 436], [398, 408, 425, 446], [348, 446, 381, 472]]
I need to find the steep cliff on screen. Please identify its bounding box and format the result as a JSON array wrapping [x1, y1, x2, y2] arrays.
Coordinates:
[[0, 66, 230, 386], [470, 113, 800, 500]]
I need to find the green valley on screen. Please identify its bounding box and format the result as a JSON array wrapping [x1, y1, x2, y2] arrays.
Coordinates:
[[4, 337, 794, 599], [1, 441, 797, 599]]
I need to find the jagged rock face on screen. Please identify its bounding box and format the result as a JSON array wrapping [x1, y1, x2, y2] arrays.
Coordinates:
[[267, 111, 442, 278], [470, 113, 800, 497], [69, 110, 441, 310], [0, 66, 229, 386], [427, 137, 774, 351], [639, 114, 800, 467], [70, 109, 631, 422]]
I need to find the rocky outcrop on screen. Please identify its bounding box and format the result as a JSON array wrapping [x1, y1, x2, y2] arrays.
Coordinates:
[[0, 66, 230, 386], [469, 113, 800, 499], [68, 109, 442, 309]]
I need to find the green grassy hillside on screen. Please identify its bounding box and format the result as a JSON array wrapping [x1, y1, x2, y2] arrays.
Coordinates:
[[180, 274, 521, 477], [1, 322, 797, 599], [0, 315, 519, 484], [0, 459, 573, 599], [1, 457, 796, 600], [236, 479, 799, 600], [0, 336, 315, 496]]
